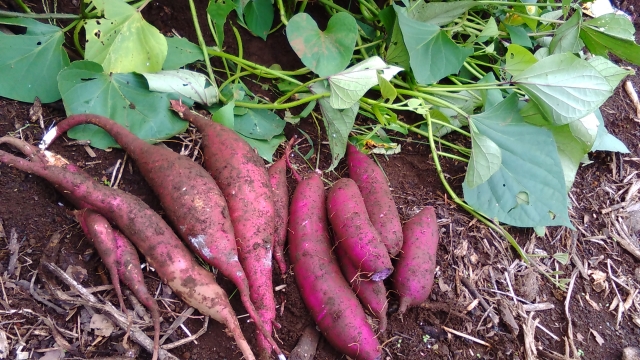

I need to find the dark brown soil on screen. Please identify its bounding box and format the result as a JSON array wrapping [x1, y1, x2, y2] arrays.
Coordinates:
[[2, 1, 640, 360]]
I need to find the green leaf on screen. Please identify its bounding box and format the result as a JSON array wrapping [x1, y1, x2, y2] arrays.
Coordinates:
[[584, 13, 635, 41], [0, 18, 70, 103], [464, 128, 502, 188], [234, 108, 285, 140], [519, 100, 550, 126], [588, 56, 633, 89], [163, 36, 204, 70], [328, 56, 402, 109], [591, 110, 629, 153], [504, 44, 537, 77], [504, 24, 532, 48], [142, 69, 218, 106], [207, 0, 235, 45], [463, 94, 570, 227], [310, 82, 358, 171], [241, 133, 285, 161], [513, 53, 612, 125], [553, 252, 569, 265], [385, 17, 410, 70], [286, 13, 358, 77], [478, 72, 503, 110], [407, 1, 477, 26], [580, 26, 640, 65], [378, 73, 397, 102], [549, 10, 583, 54], [549, 114, 597, 190], [477, 17, 499, 42], [394, 5, 473, 84], [212, 101, 236, 129], [244, 0, 273, 40], [57, 61, 188, 149], [85, 0, 167, 74]]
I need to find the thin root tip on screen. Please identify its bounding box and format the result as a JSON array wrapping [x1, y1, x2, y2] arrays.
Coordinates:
[[278, 355, 286, 360], [40, 127, 58, 149]]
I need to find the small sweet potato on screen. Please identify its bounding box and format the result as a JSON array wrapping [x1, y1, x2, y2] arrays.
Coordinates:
[[335, 245, 388, 332], [289, 173, 382, 360], [326, 178, 393, 281], [347, 143, 403, 256], [393, 206, 439, 314], [269, 138, 295, 276], [75, 209, 161, 360]]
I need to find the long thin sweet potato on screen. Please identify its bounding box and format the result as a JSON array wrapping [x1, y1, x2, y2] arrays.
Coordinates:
[[171, 100, 278, 359], [288, 172, 382, 360], [40, 115, 283, 359], [0, 148, 257, 360], [326, 178, 393, 281], [269, 138, 295, 276], [393, 206, 439, 315], [75, 209, 161, 360], [347, 143, 403, 256]]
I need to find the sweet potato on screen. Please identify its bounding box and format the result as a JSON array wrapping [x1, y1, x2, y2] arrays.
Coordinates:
[[40, 115, 283, 359], [75, 209, 161, 360], [0, 148, 257, 360], [392, 206, 439, 314], [346, 143, 403, 256], [334, 245, 388, 332], [170, 101, 277, 359], [269, 138, 295, 276], [288, 172, 382, 360], [326, 178, 393, 281]]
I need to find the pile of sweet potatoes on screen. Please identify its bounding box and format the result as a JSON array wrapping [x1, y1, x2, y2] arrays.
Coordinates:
[[0, 102, 439, 360]]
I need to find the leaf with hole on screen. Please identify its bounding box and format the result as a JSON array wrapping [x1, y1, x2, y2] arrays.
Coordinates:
[[0, 18, 70, 103], [286, 12, 358, 77], [57, 61, 188, 149], [504, 44, 537, 77], [462, 94, 570, 227], [512, 53, 612, 125], [328, 56, 402, 109], [84, 0, 167, 74]]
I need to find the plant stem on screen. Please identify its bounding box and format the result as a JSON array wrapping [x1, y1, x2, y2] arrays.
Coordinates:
[[188, 0, 216, 86], [208, 49, 304, 85], [11, 0, 31, 13], [275, 0, 288, 25], [236, 92, 329, 110], [72, 20, 85, 58], [505, 10, 564, 23], [477, 1, 563, 6], [0, 9, 79, 19], [437, 151, 469, 162], [275, 78, 323, 104]]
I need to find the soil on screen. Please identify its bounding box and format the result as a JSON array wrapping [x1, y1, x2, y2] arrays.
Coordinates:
[[2, 1, 640, 360]]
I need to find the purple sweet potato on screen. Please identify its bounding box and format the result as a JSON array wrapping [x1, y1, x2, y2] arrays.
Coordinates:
[[40, 115, 282, 359], [334, 245, 388, 332], [326, 178, 393, 281], [347, 143, 403, 256], [171, 101, 277, 359], [0, 149, 257, 360], [288, 173, 382, 360], [392, 206, 439, 315], [269, 138, 295, 276], [75, 209, 161, 360]]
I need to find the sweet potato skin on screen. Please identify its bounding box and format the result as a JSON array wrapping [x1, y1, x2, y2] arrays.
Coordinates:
[[326, 178, 393, 281], [0, 149, 257, 360], [288, 173, 382, 360], [392, 206, 439, 314], [269, 148, 289, 276], [347, 143, 403, 256], [41, 115, 283, 358], [171, 101, 277, 359], [335, 245, 388, 332]]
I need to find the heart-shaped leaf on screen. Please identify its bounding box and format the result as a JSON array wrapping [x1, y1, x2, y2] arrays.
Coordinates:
[[85, 0, 167, 74], [512, 53, 612, 125], [464, 128, 502, 189], [328, 56, 402, 109], [394, 5, 473, 84], [58, 61, 188, 149], [504, 44, 537, 77], [244, 0, 274, 40], [286, 12, 357, 77], [163, 36, 203, 70], [0, 18, 70, 103]]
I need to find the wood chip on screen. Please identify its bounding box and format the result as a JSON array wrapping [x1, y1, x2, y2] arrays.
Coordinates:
[[290, 325, 320, 360], [498, 299, 519, 337], [0, 329, 8, 360], [84, 145, 97, 158], [521, 302, 554, 312], [584, 292, 601, 311], [590, 329, 605, 346]]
